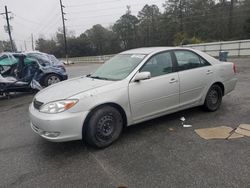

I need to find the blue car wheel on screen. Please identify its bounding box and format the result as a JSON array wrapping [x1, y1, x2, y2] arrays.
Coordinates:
[[43, 74, 62, 87]]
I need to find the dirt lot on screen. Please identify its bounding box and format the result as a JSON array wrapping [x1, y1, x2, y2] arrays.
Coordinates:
[[0, 58, 250, 188]]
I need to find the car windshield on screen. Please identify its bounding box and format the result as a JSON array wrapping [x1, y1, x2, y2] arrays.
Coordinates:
[[90, 54, 146, 81]]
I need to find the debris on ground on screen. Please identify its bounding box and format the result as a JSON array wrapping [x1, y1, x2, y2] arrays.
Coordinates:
[[183, 124, 192, 128], [168, 127, 174, 131], [235, 124, 250, 137], [30, 79, 43, 90], [180, 117, 185, 122], [180, 116, 192, 128], [195, 126, 244, 140]]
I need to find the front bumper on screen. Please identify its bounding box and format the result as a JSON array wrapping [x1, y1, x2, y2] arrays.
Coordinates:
[[61, 74, 68, 81], [29, 103, 88, 142]]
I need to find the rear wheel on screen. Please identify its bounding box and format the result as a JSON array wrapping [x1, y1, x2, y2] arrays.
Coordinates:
[[85, 106, 123, 148], [43, 74, 61, 87], [203, 84, 223, 112]]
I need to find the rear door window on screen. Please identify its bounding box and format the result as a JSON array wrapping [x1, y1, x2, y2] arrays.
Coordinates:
[[174, 50, 210, 71]]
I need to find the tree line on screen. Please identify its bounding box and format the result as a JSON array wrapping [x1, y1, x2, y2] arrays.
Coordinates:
[[1, 0, 250, 57]]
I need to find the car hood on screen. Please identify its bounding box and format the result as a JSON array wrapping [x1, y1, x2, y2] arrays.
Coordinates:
[[35, 76, 114, 103]]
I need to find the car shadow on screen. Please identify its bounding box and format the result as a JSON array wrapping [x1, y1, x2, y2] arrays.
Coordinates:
[[37, 140, 88, 158], [124, 106, 203, 134], [37, 106, 204, 156]]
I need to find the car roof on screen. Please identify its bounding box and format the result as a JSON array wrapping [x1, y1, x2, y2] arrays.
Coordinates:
[[25, 51, 45, 55], [120, 47, 192, 55], [13, 53, 25, 57], [119, 47, 220, 65], [1, 52, 25, 57]]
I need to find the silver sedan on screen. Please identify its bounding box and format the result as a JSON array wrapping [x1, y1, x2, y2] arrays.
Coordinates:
[[29, 47, 237, 148]]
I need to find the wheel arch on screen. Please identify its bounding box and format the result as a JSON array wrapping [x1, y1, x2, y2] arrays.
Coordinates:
[[202, 81, 225, 105], [82, 102, 128, 138], [212, 82, 225, 96]]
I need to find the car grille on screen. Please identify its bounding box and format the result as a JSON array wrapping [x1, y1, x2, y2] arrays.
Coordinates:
[[33, 99, 44, 110]]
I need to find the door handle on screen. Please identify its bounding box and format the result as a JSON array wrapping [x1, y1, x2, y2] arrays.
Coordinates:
[[169, 78, 178, 83], [206, 70, 213, 75]]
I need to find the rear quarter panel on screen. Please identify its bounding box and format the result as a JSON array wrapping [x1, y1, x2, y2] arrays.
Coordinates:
[[211, 62, 237, 95]]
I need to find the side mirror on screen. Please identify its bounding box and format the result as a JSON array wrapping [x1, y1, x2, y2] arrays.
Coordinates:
[[134, 71, 151, 82]]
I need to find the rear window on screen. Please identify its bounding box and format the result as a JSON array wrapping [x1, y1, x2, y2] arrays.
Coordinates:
[[175, 50, 210, 71]]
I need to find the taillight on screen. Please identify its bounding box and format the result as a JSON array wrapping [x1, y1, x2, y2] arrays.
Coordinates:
[[233, 63, 236, 74]]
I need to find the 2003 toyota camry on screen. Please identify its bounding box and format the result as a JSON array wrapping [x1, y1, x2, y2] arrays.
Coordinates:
[[29, 47, 237, 148]]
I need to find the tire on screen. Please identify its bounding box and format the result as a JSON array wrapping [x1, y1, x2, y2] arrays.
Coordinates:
[[85, 106, 123, 148], [203, 84, 223, 112], [43, 74, 61, 87]]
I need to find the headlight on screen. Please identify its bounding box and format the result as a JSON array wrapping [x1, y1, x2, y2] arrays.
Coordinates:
[[39, 99, 78, 114]]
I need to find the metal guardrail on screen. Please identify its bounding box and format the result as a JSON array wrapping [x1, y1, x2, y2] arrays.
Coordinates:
[[62, 54, 115, 64], [62, 39, 250, 64], [184, 39, 250, 57]]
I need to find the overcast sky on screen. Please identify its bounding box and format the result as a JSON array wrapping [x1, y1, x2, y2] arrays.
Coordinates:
[[0, 0, 166, 51]]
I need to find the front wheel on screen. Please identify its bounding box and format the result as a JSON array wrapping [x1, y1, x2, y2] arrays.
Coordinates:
[[84, 106, 123, 148], [203, 84, 223, 112], [43, 74, 61, 87]]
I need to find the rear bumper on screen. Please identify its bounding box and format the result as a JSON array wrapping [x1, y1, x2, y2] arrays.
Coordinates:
[[29, 103, 88, 142]]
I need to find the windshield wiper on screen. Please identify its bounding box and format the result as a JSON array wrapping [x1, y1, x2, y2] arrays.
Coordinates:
[[87, 75, 108, 80], [86, 74, 119, 81]]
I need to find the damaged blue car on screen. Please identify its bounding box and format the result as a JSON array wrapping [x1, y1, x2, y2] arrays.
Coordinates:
[[0, 52, 68, 96]]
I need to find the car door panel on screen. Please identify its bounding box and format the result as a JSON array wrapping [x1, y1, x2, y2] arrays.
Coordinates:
[[178, 67, 214, 106], [174, 50, 214, 107], [129, 73, 179, 121], [128, 51, 180, 122]]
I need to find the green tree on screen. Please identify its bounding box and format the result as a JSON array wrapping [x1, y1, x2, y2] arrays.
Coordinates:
[[164, 0, 192, 33], [0, 40, 14, 52], [35, 38, 58, 56], [160, 0, 192, 45], [34, 0, 250, 58], [67, 34, 92, 57], [137, 4, 162, 46], [85, 24, 120, 55], [113, 7, 139, 49], [173, 32, 188, 45]]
